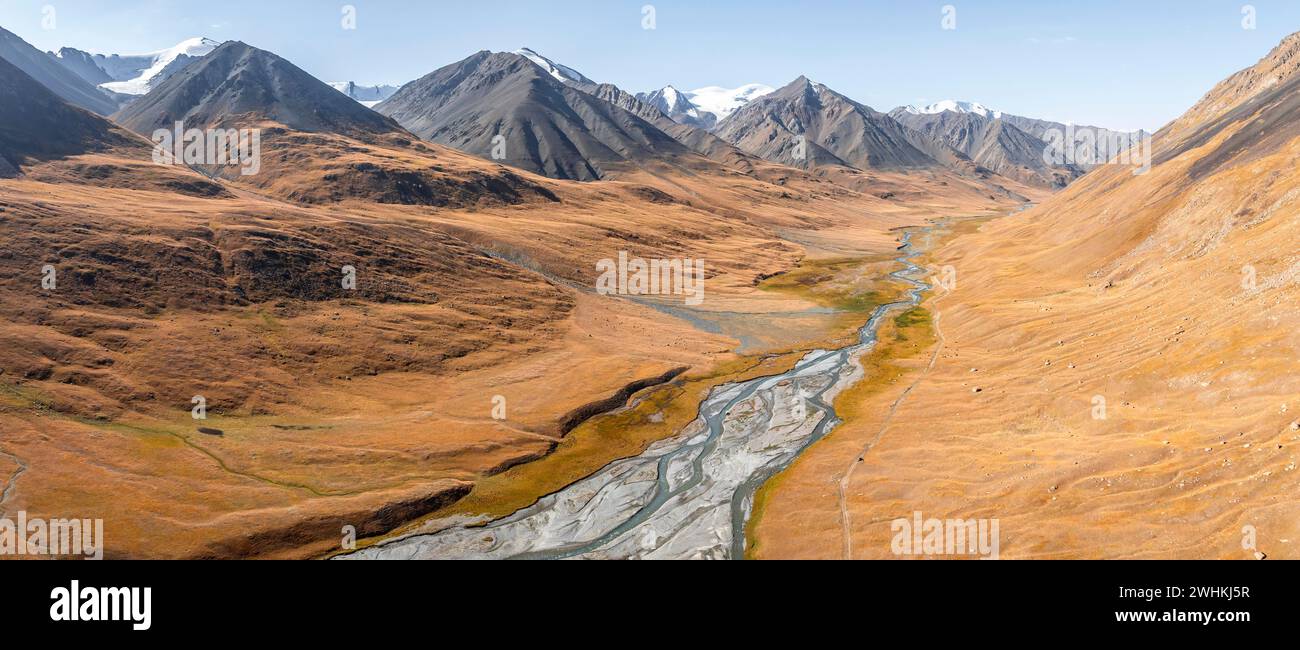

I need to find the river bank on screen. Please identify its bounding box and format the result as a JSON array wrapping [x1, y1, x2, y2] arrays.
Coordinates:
[[339, 225, 942, 559]]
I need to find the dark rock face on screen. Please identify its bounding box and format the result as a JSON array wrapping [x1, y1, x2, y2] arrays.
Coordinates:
[[716, 77, 938, 171], [112, 41, 402, 138], [49, 47, 114, 85], [0, 56, 139, 170], [638, 87, 716, 130], [376, 51, 699, 181], [890, 108, 1085, 188]]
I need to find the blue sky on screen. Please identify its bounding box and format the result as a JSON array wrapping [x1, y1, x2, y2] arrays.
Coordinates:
[[3, 0, 1299, 130]]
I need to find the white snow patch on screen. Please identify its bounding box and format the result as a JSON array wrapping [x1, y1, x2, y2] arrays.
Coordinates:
[[513, 47, 594, 85], [329, 81, 401, 104], [98, 37, 219, 95], [902, 99, 1004, 119], [683, 83, 775, 120]]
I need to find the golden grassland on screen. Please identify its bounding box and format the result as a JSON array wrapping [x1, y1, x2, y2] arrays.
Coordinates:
[[0, 124, 1027, 557], [358, 350, 810, 547], [349, 222, 967, 552], [752, 110, 1300, 559], [745, 305, 937, 559]]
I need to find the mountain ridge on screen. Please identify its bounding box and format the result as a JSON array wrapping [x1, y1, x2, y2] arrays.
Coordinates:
[[0, 55, 140, 175], [375, 50, 713, 181], [716, 76, 940, 171], [889, 106, 1084, 188], [51, 37, 220, 97], [637, 83, 776, 131], [0, 25, 122, 115], [113, 41, 402, 138]]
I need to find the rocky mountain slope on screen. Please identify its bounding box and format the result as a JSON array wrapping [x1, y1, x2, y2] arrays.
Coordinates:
[[0, 25, 122, 115], [113, 41, 401, 138], [110, 41, 554, 207], [715, 76, 939, 170], [894, 99, 1142, 183], [328, 81, 401, 107], [637, 85, 716, 129], [890, 106, 1084, 188], [639, 83, 775, 130], [755, 30, 1300, 560], [375, 50, 709, 181], [52, 37, 219, 95], [0, 55, 141, 175]]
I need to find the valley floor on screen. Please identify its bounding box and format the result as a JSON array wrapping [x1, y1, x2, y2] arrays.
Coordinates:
[[1, 147, 1025, 558]]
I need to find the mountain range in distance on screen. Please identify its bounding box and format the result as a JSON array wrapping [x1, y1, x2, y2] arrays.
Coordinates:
[[367, 45, 1130, 192], [501, 49, 1133, 191], [0, 25, 124, 115], [40, 34, 399, 111], [1, 26, 1138, 192], [890, 101, 1083, 187], [52, 36, 220, 95], [373, 48, 764, 182], [637, 83, 775, 130], [516, 47, 776, 131], [327, 81, 401, 107], [42, 31, 404, 110], [111, 41, 403, 140]]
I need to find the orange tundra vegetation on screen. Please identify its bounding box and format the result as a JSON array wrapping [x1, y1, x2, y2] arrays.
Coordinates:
[[0, 42, 1033, 557]]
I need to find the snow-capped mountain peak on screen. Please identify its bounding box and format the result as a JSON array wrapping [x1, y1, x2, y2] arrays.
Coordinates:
[[92, 37, 219, 95], [642, 85, 695, 114], [328, 81, 402, 108], [636, 83, 775, 131], [635, 85, 710, 127], [513, 47, 594, 85], [685, 83, 776, 121], [903, 99, 1003, 119]]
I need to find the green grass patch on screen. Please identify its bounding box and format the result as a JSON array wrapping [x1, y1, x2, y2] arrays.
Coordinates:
[[367, 351, 811, 543], [0, 383, 57, 413], [759, 255, 898, 313], [892, 307, 933, 342]]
